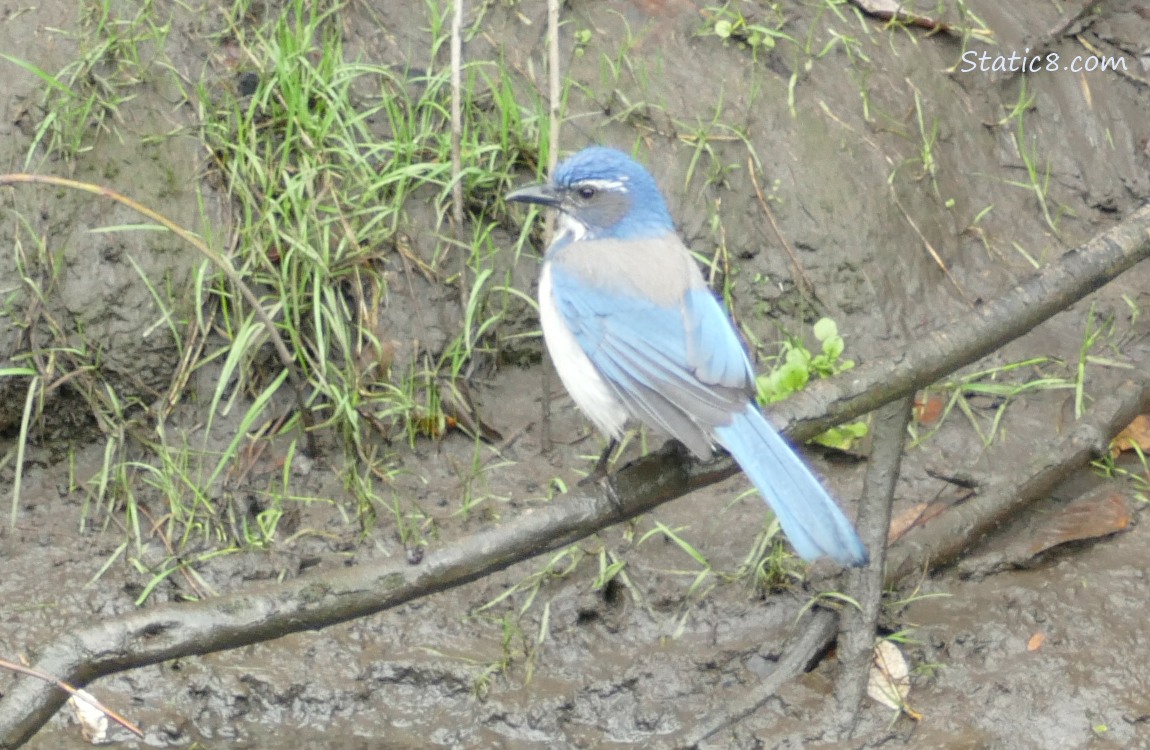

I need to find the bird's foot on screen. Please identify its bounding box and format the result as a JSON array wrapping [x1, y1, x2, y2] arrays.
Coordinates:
[[577, 438, 617, 487]]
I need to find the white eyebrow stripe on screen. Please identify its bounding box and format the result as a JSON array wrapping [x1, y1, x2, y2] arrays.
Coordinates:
[[576, 178, 628, 192]]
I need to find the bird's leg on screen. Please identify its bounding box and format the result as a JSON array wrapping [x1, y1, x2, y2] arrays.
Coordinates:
[[578, 438, 618, 486]]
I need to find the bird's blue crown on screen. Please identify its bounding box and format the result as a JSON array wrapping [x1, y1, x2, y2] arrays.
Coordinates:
[[552, 147, 674, 240]]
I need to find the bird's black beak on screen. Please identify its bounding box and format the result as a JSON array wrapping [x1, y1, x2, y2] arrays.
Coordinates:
[[505, 182, 561, 208]]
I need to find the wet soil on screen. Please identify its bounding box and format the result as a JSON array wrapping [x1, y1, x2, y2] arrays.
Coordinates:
[[3, 1, 1150, 748]]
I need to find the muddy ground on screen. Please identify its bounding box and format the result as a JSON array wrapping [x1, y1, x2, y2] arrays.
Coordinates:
[[3, 0, 1150, 748]]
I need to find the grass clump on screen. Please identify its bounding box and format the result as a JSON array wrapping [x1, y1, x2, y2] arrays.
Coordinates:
[[3, 0, 554, 599]]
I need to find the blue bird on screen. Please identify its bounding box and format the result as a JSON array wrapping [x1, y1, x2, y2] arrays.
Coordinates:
[[507, 146, 867, 567]]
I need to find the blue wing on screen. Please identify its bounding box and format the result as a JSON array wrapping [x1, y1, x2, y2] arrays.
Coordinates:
[[548, 263, 752, 457], [683, 285, 756, 388]]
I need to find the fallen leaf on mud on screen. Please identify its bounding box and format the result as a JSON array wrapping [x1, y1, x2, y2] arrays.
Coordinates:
[[1027, 631, 1046, 651], [887, 500, 952, 543], [1110, 414, 1150, 457], [438, 381, 504, 442], [1023, 487, 1131, 558], [67, 689, 109, 744], [913, 391, 945, 426], [888, 502, 929, 542], [868, 640, 921, 719]]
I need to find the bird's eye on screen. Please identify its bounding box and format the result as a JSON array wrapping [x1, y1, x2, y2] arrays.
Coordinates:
[[577, 185, 596, 200]]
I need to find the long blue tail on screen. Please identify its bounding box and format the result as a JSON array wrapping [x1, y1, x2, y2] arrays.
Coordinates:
[[714, 405, 868, 567]]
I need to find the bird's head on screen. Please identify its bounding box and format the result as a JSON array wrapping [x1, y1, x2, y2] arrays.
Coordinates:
[[507, 147, 673, 242]]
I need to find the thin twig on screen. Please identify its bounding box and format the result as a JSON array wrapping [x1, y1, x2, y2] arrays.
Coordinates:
[[450, 0, 467, 323], [540, 0, 562, 454], [748, 156, 816, 296], [0, 659, 143, 739], [892, 193, 969, 304]]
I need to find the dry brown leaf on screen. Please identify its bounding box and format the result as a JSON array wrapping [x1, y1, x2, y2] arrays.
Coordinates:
[[913, 391, 945, 426], [1024, 487, 1131, 558], [868, 640, 921, 719], [1027, 631, 1046, 652], [888, 500, 953, 543], [1110, 414, 1150, 457], [888, 502, 929, 543]]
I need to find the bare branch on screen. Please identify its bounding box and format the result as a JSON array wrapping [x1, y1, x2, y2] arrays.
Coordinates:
[[835, 397, 915, 732]]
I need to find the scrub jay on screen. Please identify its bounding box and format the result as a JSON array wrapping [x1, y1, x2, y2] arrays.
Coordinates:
[[507, 146, 867, 567]]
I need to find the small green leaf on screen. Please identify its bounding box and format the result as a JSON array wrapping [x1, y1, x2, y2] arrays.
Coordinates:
[[822, 334, 844, 361], [714, 19, 733, 39], [813, 317, 838, 341], [757, 349, 810, 403], [812, 420, 869, 450], [779, 362, 809, 392], [756, 318, 854, 408], [788, 343, 810, 365]]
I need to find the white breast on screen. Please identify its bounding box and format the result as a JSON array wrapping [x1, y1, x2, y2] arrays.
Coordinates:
[[538, 262, 627, 439]]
